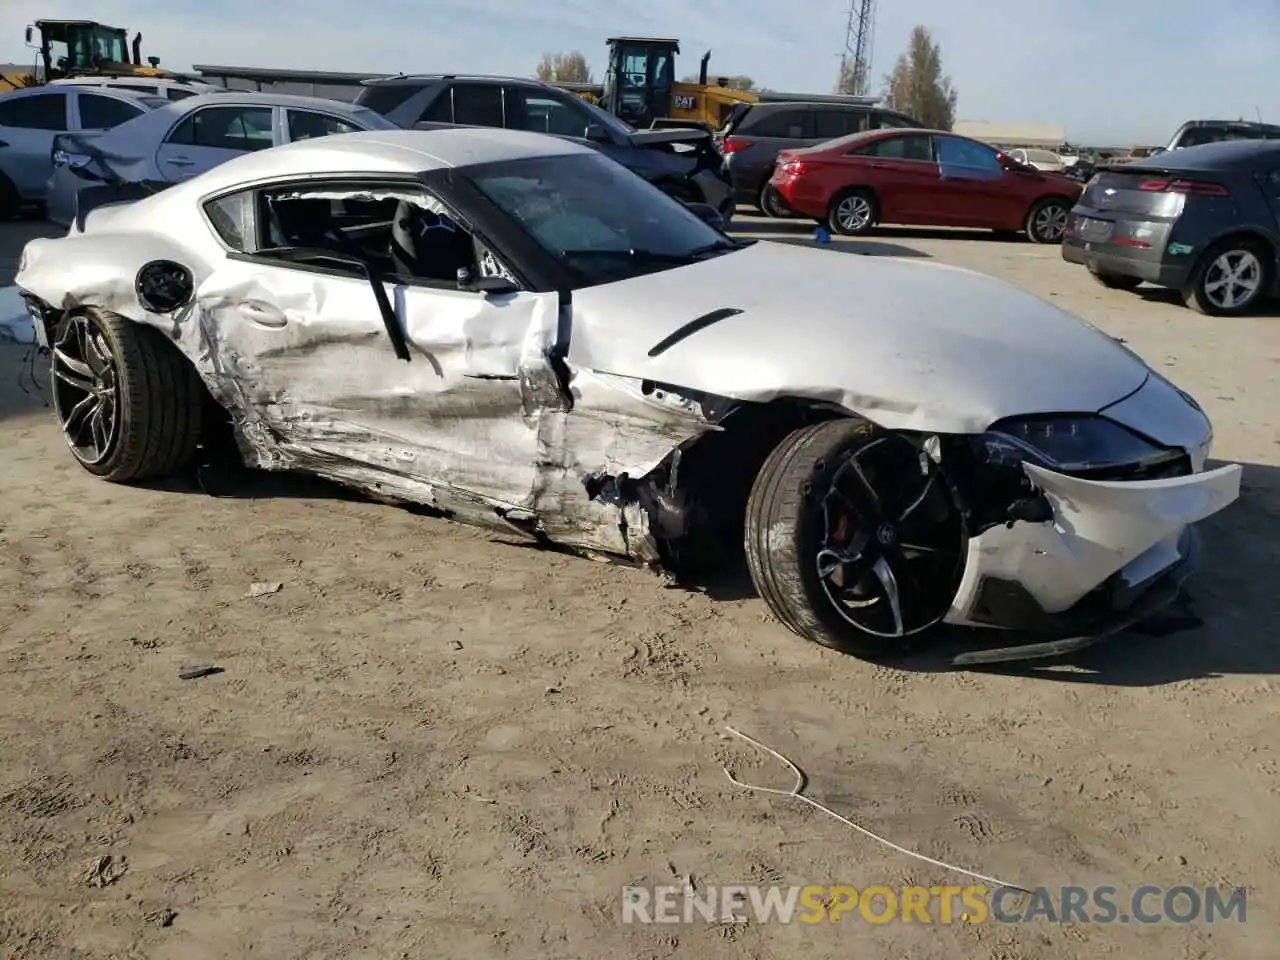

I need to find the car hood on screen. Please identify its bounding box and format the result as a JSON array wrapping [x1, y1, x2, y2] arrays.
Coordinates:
[[566, 240, 1150, 434]]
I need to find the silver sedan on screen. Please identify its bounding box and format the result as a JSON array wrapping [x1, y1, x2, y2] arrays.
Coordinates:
[[0, 85, 165, 219], [44, 92, 398, 226]]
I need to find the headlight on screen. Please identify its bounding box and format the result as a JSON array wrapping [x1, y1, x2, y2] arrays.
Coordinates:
[[978, 415, 1165, 472]]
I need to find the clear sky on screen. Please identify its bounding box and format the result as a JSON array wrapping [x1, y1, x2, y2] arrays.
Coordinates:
[[3, 0, 1276, 145]]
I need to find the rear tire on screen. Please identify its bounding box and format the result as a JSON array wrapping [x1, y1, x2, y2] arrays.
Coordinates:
[[745, 419, 966, 658], [49, 308, 204, 482], [757, 182, 792, 219], [1024, 196, 1071, 243], [1183, 237, 1273, 316], [1089, 270, 1143, 291], [827, 188, 877, 236]]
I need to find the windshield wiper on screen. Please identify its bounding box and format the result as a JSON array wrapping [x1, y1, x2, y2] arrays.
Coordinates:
[[686, 240, 741, 258]]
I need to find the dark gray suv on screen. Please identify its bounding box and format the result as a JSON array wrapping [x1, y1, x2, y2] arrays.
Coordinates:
[[355, 75, 735, 221], [720, 101, 922, 216]]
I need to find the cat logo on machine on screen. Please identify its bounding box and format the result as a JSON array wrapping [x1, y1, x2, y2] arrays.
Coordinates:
[[675, 94, 697, 110]]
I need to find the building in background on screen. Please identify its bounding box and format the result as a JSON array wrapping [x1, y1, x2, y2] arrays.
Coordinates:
[[953, 121, 1066, 150]]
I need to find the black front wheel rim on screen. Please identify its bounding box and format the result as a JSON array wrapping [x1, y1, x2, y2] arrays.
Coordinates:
[[814, 436, 965, 638]]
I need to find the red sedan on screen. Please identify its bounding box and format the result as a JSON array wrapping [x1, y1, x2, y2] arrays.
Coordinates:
[[769, 128, 1084, 243]]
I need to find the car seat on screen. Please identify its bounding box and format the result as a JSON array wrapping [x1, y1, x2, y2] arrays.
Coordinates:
[[388, 200, 476, 283]]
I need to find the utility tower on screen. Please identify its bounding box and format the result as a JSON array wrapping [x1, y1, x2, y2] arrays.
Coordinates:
[[838, 0, 877, 97]]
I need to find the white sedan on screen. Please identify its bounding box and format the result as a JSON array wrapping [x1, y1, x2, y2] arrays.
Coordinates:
[[44, 92, 397, 226], [13, 129, 1242, 662], [1007, 147, 1067, 173]]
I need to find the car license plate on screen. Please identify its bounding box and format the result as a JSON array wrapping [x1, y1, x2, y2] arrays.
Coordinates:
[[1076, 217, 1113, 243]]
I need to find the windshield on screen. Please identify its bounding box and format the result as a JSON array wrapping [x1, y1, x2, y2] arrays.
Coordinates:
[[467, 152, 737, 287], [577, 95, 635, 137]]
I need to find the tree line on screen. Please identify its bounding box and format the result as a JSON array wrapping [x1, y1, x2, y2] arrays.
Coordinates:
[[535, 25, 957, 129]]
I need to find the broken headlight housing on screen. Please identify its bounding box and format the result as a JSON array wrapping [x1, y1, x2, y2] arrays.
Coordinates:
[[978, 414, 1166, 473]]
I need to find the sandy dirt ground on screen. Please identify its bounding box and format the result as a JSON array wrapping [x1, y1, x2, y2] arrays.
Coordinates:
[[1, 215, 1278, 960]]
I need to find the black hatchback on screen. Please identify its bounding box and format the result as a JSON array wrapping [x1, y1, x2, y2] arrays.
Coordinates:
[[1061, 140, 1280, 316]]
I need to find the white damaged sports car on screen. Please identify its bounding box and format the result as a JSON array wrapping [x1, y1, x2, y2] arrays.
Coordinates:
[[14, 129, 1242, 661]]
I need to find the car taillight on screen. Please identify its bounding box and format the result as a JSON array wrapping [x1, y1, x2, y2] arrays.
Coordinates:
[[777, 159, 808, 176], [721, 136, 747, 154], [1138, 178, 1229, 197]]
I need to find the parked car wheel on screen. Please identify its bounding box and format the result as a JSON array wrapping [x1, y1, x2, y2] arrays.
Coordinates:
[[827, 189, 877, 236], [1089, 269, 1143, 291], [758, 182, 793, 219], [50, 308, 204, 482], [0, 173, 20, 221], [1025, 197, 1071, 244], [744, 419, 966, 657], [1183, 237, 1273, 316]]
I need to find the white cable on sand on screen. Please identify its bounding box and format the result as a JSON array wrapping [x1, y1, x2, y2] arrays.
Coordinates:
[[721, 725, 1032, 894]]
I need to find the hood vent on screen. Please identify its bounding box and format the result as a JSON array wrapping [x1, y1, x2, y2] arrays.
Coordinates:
[[647, 307, 744, 358]]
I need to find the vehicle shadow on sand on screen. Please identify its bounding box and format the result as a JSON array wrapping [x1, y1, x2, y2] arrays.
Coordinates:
[[733, 217, 1017, 245], [730, 220, 932, 259], [1134, 286, 1280, 317], [676, 458, 1280, 685], [895, 458, 1280, 684]]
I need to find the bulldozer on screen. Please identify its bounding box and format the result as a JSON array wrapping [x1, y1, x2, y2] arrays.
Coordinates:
[[550, 37, 879, 132], [2, 20, 174, 90], [551, 37, 755, 132]]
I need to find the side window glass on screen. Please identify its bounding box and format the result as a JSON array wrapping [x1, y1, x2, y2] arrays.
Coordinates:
[[749, 110, 806, 138], [0, 93, 68, 131], [520, 92, 590, 137], [78, 93, 143, 130], [450, 84, 504, 128], [204, 190, 253, 251], [936, 136, 1001, 175], [851, 134, 932, 160], [287, 110, 360, 141], [170, 107, 274, 151], [251, 184, 516, 288], [419, 89, 453, 123], [166, 113, 196, 145], [167, 88, 197, 101], [815, 109, 865, 139]]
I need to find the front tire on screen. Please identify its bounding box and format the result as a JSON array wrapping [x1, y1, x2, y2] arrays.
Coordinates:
[[745, 419, 966, 657], [827, 189, 876, 236], [1089, 269, 1143, 291], [1025, 196, 1071, 244], [50, 308, 204, 482], [1183, 237, 1273, 316]]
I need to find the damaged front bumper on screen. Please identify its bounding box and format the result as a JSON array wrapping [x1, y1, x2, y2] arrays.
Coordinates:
[[943, 460, 1242, 661]]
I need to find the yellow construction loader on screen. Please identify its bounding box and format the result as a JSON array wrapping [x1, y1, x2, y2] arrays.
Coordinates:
[[2, 20, 174, 90], [552, 37, 878, 133], [550, 37, 755, 132]]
